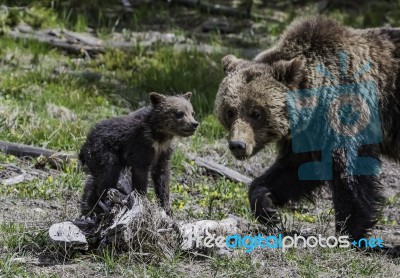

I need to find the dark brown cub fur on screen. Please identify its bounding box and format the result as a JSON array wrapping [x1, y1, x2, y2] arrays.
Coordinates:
[[79, 92, 198, 215]]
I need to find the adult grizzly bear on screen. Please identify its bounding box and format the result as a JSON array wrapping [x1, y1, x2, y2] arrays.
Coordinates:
[[215, 16, 400, 240]]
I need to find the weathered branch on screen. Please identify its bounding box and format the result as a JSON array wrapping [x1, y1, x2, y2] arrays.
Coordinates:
[[0, 140, 76, 161], [186, 153, 252, 185], [7, 29, 104, 54], [163, 0, 283, 22], [166, 0, 250, 18], [5, 26, 260, 58], [2, 174, 26, 185]]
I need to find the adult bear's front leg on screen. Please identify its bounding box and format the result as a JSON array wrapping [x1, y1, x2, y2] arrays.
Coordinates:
[[249, 145, 324, 224]]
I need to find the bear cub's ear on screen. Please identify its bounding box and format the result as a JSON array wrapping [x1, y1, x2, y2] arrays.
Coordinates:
[[272, 57, 305, 89], [222, 54, 247, 74], [182, 92, 192, 100], [150, 92, 167, 106]]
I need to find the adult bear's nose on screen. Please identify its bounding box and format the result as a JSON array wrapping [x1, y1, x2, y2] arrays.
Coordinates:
[[229, 141, 246, 151]]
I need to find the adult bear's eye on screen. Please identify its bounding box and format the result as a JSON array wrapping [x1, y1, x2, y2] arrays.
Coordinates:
[[227, 110, 234, 118], [175, 111, 184, 119]]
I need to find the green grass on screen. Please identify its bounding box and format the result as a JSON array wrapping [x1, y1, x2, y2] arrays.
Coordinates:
[[327, 1, 400, 28], [0, 255, 32, 278], [90, 47, 225, 116], [0, 5, 61, 31], [210, 254, 259, 277], [285, 247, 384, 277], [0, 37, 224, 151], [0, 165, 84, 200], [170, 176, 250, 219], [195, 114, 226, 142], [0, 221, 50, 264]]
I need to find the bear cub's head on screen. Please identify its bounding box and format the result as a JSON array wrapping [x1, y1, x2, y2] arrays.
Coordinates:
[[215, 54, 305, 160], [150, 92, 199, 137]]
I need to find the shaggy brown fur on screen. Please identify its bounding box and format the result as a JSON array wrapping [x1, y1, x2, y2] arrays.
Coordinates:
[[79, 92, 198, 215], [215, 16, 400, 240]]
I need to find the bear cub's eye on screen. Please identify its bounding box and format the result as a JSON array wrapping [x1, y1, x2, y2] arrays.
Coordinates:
[[250, 110, 261, 120], [227, 110, 234, 118], [175, 111, 184, 119]]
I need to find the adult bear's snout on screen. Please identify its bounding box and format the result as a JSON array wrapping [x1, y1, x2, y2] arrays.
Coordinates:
[[229, 141, 246, 151], [228, 119, 255, 159]]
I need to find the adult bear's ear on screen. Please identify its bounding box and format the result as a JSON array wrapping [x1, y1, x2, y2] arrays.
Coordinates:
[[222, 54, 247, 74], [272, 57, 305, 89], [254, 48, 283, 64], [150, 92, 167, 106], [182, 92, 192, 100]]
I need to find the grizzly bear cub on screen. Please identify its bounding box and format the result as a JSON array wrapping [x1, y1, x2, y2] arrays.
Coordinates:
[[79, 92, 198, 215]]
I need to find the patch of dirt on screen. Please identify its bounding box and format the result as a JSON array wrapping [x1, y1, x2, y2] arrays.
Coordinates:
[[0, 195, 79, 225], [28, 261, 111, 278]]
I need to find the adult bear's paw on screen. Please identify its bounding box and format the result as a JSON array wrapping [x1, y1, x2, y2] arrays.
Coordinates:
[[250, 191, 279, 225]]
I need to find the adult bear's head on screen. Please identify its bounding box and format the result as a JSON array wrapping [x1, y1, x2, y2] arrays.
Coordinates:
[[215, 54, 305, 160]]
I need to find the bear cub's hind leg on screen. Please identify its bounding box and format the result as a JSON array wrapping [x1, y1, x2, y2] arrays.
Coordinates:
[[81, 161, 122, 215], [81, 175, 98, 215]]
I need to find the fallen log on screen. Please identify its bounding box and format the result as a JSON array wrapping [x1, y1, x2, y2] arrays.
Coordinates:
[[0, 140, 76, 161], [5, 25, 260, 58], [186, 153, 252, 185], [7, 29, 105, 55], [2, 174, 26, 185], [166, 0, 250, 18], [0, 162, 58, 185]]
